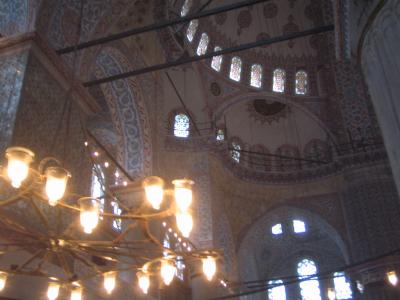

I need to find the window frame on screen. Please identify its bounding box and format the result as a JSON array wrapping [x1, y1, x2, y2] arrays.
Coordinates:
[[173, 113, 191, 138], [295, 70, 308, 95], [272, 68, 286, 93], [250, 64, 263, 88], [229, 56, 242, 82]]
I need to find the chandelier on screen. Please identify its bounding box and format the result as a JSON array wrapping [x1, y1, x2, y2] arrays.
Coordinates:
[[0, 145, 220, 299]]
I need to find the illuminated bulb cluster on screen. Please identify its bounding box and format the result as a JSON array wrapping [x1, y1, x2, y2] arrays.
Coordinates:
[[137, 272, 150, 294], [173, 179, 194, 238], [70, 286, 82, 300], [79, 198, 100, 234], [5, 147, 34, 188], [45, 167, 70, 206], [103, 272, 116, 294], [387, 270, 398, 286], [0, 272, 7, 291], [143, 176, 164, 210], [47, 282, 60, 300], [202, 256, 217, 281], [327, 288, 336, 300], [161, 260, 176, 286]]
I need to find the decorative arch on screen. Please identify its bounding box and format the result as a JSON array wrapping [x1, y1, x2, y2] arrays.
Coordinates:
[[237, 206, 349, 286], [94, 47, 152, 177]]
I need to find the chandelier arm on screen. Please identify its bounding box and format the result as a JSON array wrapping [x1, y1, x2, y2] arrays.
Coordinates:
[[56, 252, 73, 278], [28, 198, 50, 230], [0, 186, 34, 207], [112, 222, 138, 244], [67, 250, 102, 275], [142, 220, 164, 250], [15, 249, 44, 271], [0, 212, 48, 240], [33, 250, 52, 274]]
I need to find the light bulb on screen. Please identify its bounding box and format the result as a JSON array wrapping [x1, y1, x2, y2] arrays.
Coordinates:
[[0, 272, 7, 291], [327, 288, 336, 300], [70, 287, 82, 300], [161, 260, 176, 286], [137, 272, 150, 294], [202, 256, 216, 281], [387, 271, 398, 286], [103, 272, 116, 294], [356, 281, 364, 294], [172, 179, 194, 212], [47, 282, 60, 300], [79, 198, 100, 234], [5, 147, 34, 188], [45, 167, 70, 206], [143, 176, 164, 210], [176, 212, 193, 238]]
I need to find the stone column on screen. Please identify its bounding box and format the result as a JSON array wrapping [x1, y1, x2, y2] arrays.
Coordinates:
[[342, 162, 400, 299], [361, 0, 400, 195]]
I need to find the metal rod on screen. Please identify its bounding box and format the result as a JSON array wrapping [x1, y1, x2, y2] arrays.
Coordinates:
[[230, 148, 328, 164], [165, 72, 201, 136], [57, 0, 269, 54], [87, 131, 134, 181], [84, 25, 334, 87]]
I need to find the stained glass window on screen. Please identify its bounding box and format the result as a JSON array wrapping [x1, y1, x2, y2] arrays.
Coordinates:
[[111, 201, 122, 231], [230, 57, 242, 82], [271, 223, 283, 235], [295, 71, 308, 95], [216, 129, 225, 141], [273, 69, 286, 93], [163, 234, 170, 257], [231, 142, 241, 163], [293, 220, 306, 233], [250, 64, 263, 88], [174, 114, 190, 138], [181, 0, 192, 17], [334, 272, 353, 299], [297, 259, 321, 300], [211, 46, 223, 72], [268, 280, 286, 300], [186, 19, 199, 42], [197, 33, 209, 56], [176, 256, 185, 280], [91, 165, 105, 217]]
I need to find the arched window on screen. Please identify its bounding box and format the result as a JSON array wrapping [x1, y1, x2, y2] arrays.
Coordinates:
[[231, 142, 241, 163], [250, 64, 263, 88], [186, 19, 199, 42], [111, 201, 122, 231], [176, 256, 185, 280], [211, 46, 223, 72], [173, 113, 190, 138], [293, 220, 306, 233], [197, 33, 209, 56], [297, 259, 321, 300], [268, 280, 286, 300], [271, 223, 283, 235], [229, 57, 242, 82], [273, 69, 286, 93], [295, 71, 308, 95], [180, 0, 192, 17], [163, 233, 170, 257], [334, 272, 353, 299], [216, 128, 225, 141], [91, 165, 105, 217]]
